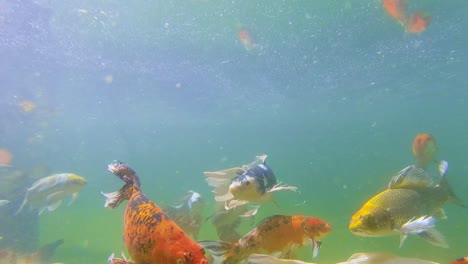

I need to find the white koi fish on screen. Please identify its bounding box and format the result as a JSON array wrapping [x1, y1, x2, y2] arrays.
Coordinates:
[[16, 173, 86, 215]]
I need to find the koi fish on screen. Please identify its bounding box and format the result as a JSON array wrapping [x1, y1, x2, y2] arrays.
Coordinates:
[[412, 133, 438, 169], [0, 148, 13, 166], [382, 0, 406, 23], [406, 13, 431, 34], [248, 251, 440, 264], [0, 239, 64, 264], [338, 252, 439, 264], [238, 27, 255, 51], [349, 162, 466, 248], [199, 214, 332, 264], [451, 257, 468, 264], [102, 161, 208, 264], [16, 173, 87, 215], [204, 155, 297, 216], [382, 0, 431, 34], [163, 190, 206, 239]]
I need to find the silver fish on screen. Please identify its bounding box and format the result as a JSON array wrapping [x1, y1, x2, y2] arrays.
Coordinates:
[[0, 200, 10, 207], [16, 173, 86, 215]]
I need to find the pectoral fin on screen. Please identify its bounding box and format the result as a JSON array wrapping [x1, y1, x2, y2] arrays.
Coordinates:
[[46, 191, 65, 202], [267, 183, 298, 193], [433, 208, 447, 219], [248, 254, 313, 264], [311, 240, 321, 258], [68, 192, 79, 206], [418, 229, 449, 248], [225, 199, 249, 210], [47, 200, 62, 212]]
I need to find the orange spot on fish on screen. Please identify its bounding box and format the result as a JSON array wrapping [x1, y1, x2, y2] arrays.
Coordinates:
[[0, 149, 13, 166], [19, 100, 37, 112], [406, 13, 431, 33], [412, 133, 437, 168], [238, 28, 255, 51]]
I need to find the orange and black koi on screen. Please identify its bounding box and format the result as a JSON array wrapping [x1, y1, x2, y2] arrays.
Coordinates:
[[103, 160, 208, 264]]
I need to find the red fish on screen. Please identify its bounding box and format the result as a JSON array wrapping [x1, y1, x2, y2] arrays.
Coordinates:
[[452, 257, 468, 264], [199, 215, 332, 264], [382, 0, 431, 34], [405, 12, 431, 33], [412, 133, 437, 168], [238, 27, 255, 51], [382, 0, 406, 22], [103, 161, 208, 264]]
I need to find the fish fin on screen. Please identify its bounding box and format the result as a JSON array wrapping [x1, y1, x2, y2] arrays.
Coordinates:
[[396, 216, 448, 248], [248, 254, 312, 264], [198, 240, 233, 264], [47, 200, 62, 212], [241, 154, 268, 171], [267, 183, 298, 193], [436, 168, 468, 208], [397, 215, 436, 235], [434, 208, 447, 219], [438, 160, 448, 177], [107, 252, 133, 264], [46, 191, 65, 202], [215, 191, 234, 202], [68, 192, 79, 206], [225, 199, 249, 210], [15, 198, 28, 215], [418, 229, 449, 248], [39, 207, 46, 215], [204, 167, 243, 198], [311, 240, 321, 258], [101, 183, 134, 209], [388, 166, 433, 189], [239, 206, 259, 218], [399, 234, 408, 248]]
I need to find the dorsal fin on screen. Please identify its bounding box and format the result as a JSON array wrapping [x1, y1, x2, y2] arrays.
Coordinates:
[[388, 165, 433, 189]]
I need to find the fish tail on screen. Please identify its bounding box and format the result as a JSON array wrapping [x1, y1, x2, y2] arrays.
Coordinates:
[[439, 175, 468, 208], [101, 183, 134, 209], [199, 240, 235, 264], [38, 239, 64, 262]]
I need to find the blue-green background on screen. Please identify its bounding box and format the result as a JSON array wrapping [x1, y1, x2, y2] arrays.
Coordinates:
[[0, 0, 466, 263]]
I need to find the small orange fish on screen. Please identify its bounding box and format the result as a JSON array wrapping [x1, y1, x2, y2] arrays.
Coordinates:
[[103, 161, 208, 264], [412, 133, 437, 168], [238, 27, 255, 51], [200, 215, 332, 264], [452, 256, 468, 264], [18, 100, 37, 113], [0, 148, 13, 166], [405, 13, 431, 33], [382, 0, 431, 34], [382, 0, 406, 22]]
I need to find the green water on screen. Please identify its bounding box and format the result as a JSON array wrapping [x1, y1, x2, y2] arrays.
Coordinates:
[[1, 0, 467, 263]]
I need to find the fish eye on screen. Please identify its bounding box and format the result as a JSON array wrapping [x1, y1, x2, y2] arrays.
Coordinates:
[[176, 259, 184, 264]]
